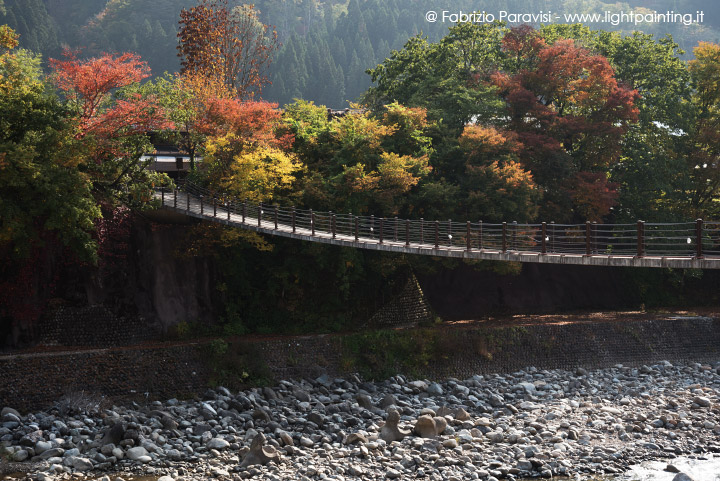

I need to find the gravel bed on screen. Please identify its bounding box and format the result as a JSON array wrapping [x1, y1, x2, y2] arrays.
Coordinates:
[[2, 360, 720, 481]]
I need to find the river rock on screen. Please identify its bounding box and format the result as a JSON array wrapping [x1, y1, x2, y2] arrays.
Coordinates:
[[379, 394, 397, 409], [672, 474, 695, 481], [414, 414, 438, 438], [13, 449, 29, 461], [345, 432, 368, 445], [427, 383, 443, 396], [126, 446, 148, 461], [70, 457, 94, 471], [207, 438, 230, 450], [102, 423, 125, 445], [35, 440, 52, 454]]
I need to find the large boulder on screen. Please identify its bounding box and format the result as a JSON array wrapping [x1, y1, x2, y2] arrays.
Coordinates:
[[672, 474, 695, 481], [414, 414, 438, 438]]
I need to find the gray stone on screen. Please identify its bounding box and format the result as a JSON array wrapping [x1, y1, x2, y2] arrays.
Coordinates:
[[672, 474, 695, 481], [193, 424, 212, 436], [693, 396, 711, 407], [294, 389, 311, 402], [252, 407, 271, 422], [516, 460, 534, 471], [2, 412, 21, 423], [1, 407, 21, 418], [70, 457, 94, 471], [102, 423, 125, 445], [409, 380, 428, 391], [157, 477, 175, 481], [427, 383, 443, 396], [126, 446, 148, 461], [38, 448, 65, 460], [207, 438, 230, 450], [35, 440, 53, 454], [13, 450, 29, 462], [386, 468, 401, 479], [307, 411, 325, 427], [379, 394, 397, 409], [356, 394, 373, 410], [200, 402, 217, 418]]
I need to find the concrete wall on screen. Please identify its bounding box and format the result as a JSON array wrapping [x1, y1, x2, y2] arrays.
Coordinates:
[[2, 316, 719, 413]]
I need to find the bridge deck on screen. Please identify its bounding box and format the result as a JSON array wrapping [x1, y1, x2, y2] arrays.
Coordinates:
[[154, 190, 720, 269]]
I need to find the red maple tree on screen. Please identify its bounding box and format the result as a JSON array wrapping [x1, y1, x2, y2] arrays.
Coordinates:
[[50, 49, 171, 158], [489, 26, 639, 221]]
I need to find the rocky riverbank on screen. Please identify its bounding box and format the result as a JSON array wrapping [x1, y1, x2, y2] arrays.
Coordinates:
[[2, 360, 720, 481]]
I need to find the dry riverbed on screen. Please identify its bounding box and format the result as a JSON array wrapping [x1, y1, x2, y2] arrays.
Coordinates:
[[2, 360, 720, 481]]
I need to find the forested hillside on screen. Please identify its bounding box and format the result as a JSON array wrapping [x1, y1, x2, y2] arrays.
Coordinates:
[[2, 0, 719, 107]]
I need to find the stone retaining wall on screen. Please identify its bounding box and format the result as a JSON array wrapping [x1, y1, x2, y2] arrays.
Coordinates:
[[1, 317, 719, 413]]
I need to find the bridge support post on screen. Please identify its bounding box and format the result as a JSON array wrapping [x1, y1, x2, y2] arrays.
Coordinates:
[[186, 193, 190, 213], [636, 220, 645, 258], [310, 210, 315, 236], [585, 221, 591, 256], [466, 221, 471, 251], [502, 222, 507, 253], [406, 220, 410, 247], [331, 213, 336, 239], [354, 216, 359, 241], [258, 204, 262, 227], [592, 221, 598, 254], [200, 195, 204, 215], [370, 215, 374, 238], [479, 221, 483, 250], [292, 207, 296, 233], [213, 199, 217, 217], [242, 200, 247, 224], [227, 202, 230, 221], [274, 205, 279, 230], [448, 220, 453, 247], [434, 221, 439, 250], [394, 217, 398, 242], [512, 221, 517, 251], [379, 218, 384, 244], [550, 222, 555, 252], [420, 219, 424, 245], [696, 219, 704, 259], [541, 222, 547, 254], [174, 189, 177, 209]]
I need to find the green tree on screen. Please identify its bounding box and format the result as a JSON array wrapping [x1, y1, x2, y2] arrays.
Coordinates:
[[0, 27, 99, 260]]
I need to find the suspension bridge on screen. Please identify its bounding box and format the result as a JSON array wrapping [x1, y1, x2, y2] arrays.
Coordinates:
[[155, 183, 720, 269]]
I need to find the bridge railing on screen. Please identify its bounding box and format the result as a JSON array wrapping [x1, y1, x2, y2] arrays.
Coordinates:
[[158, 183, 716, 259]]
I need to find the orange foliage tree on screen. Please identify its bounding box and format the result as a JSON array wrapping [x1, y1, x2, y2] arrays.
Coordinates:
[[490, 26, 638, 221], [50, 50, 172, 206], [178, 0, 279, 99]]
